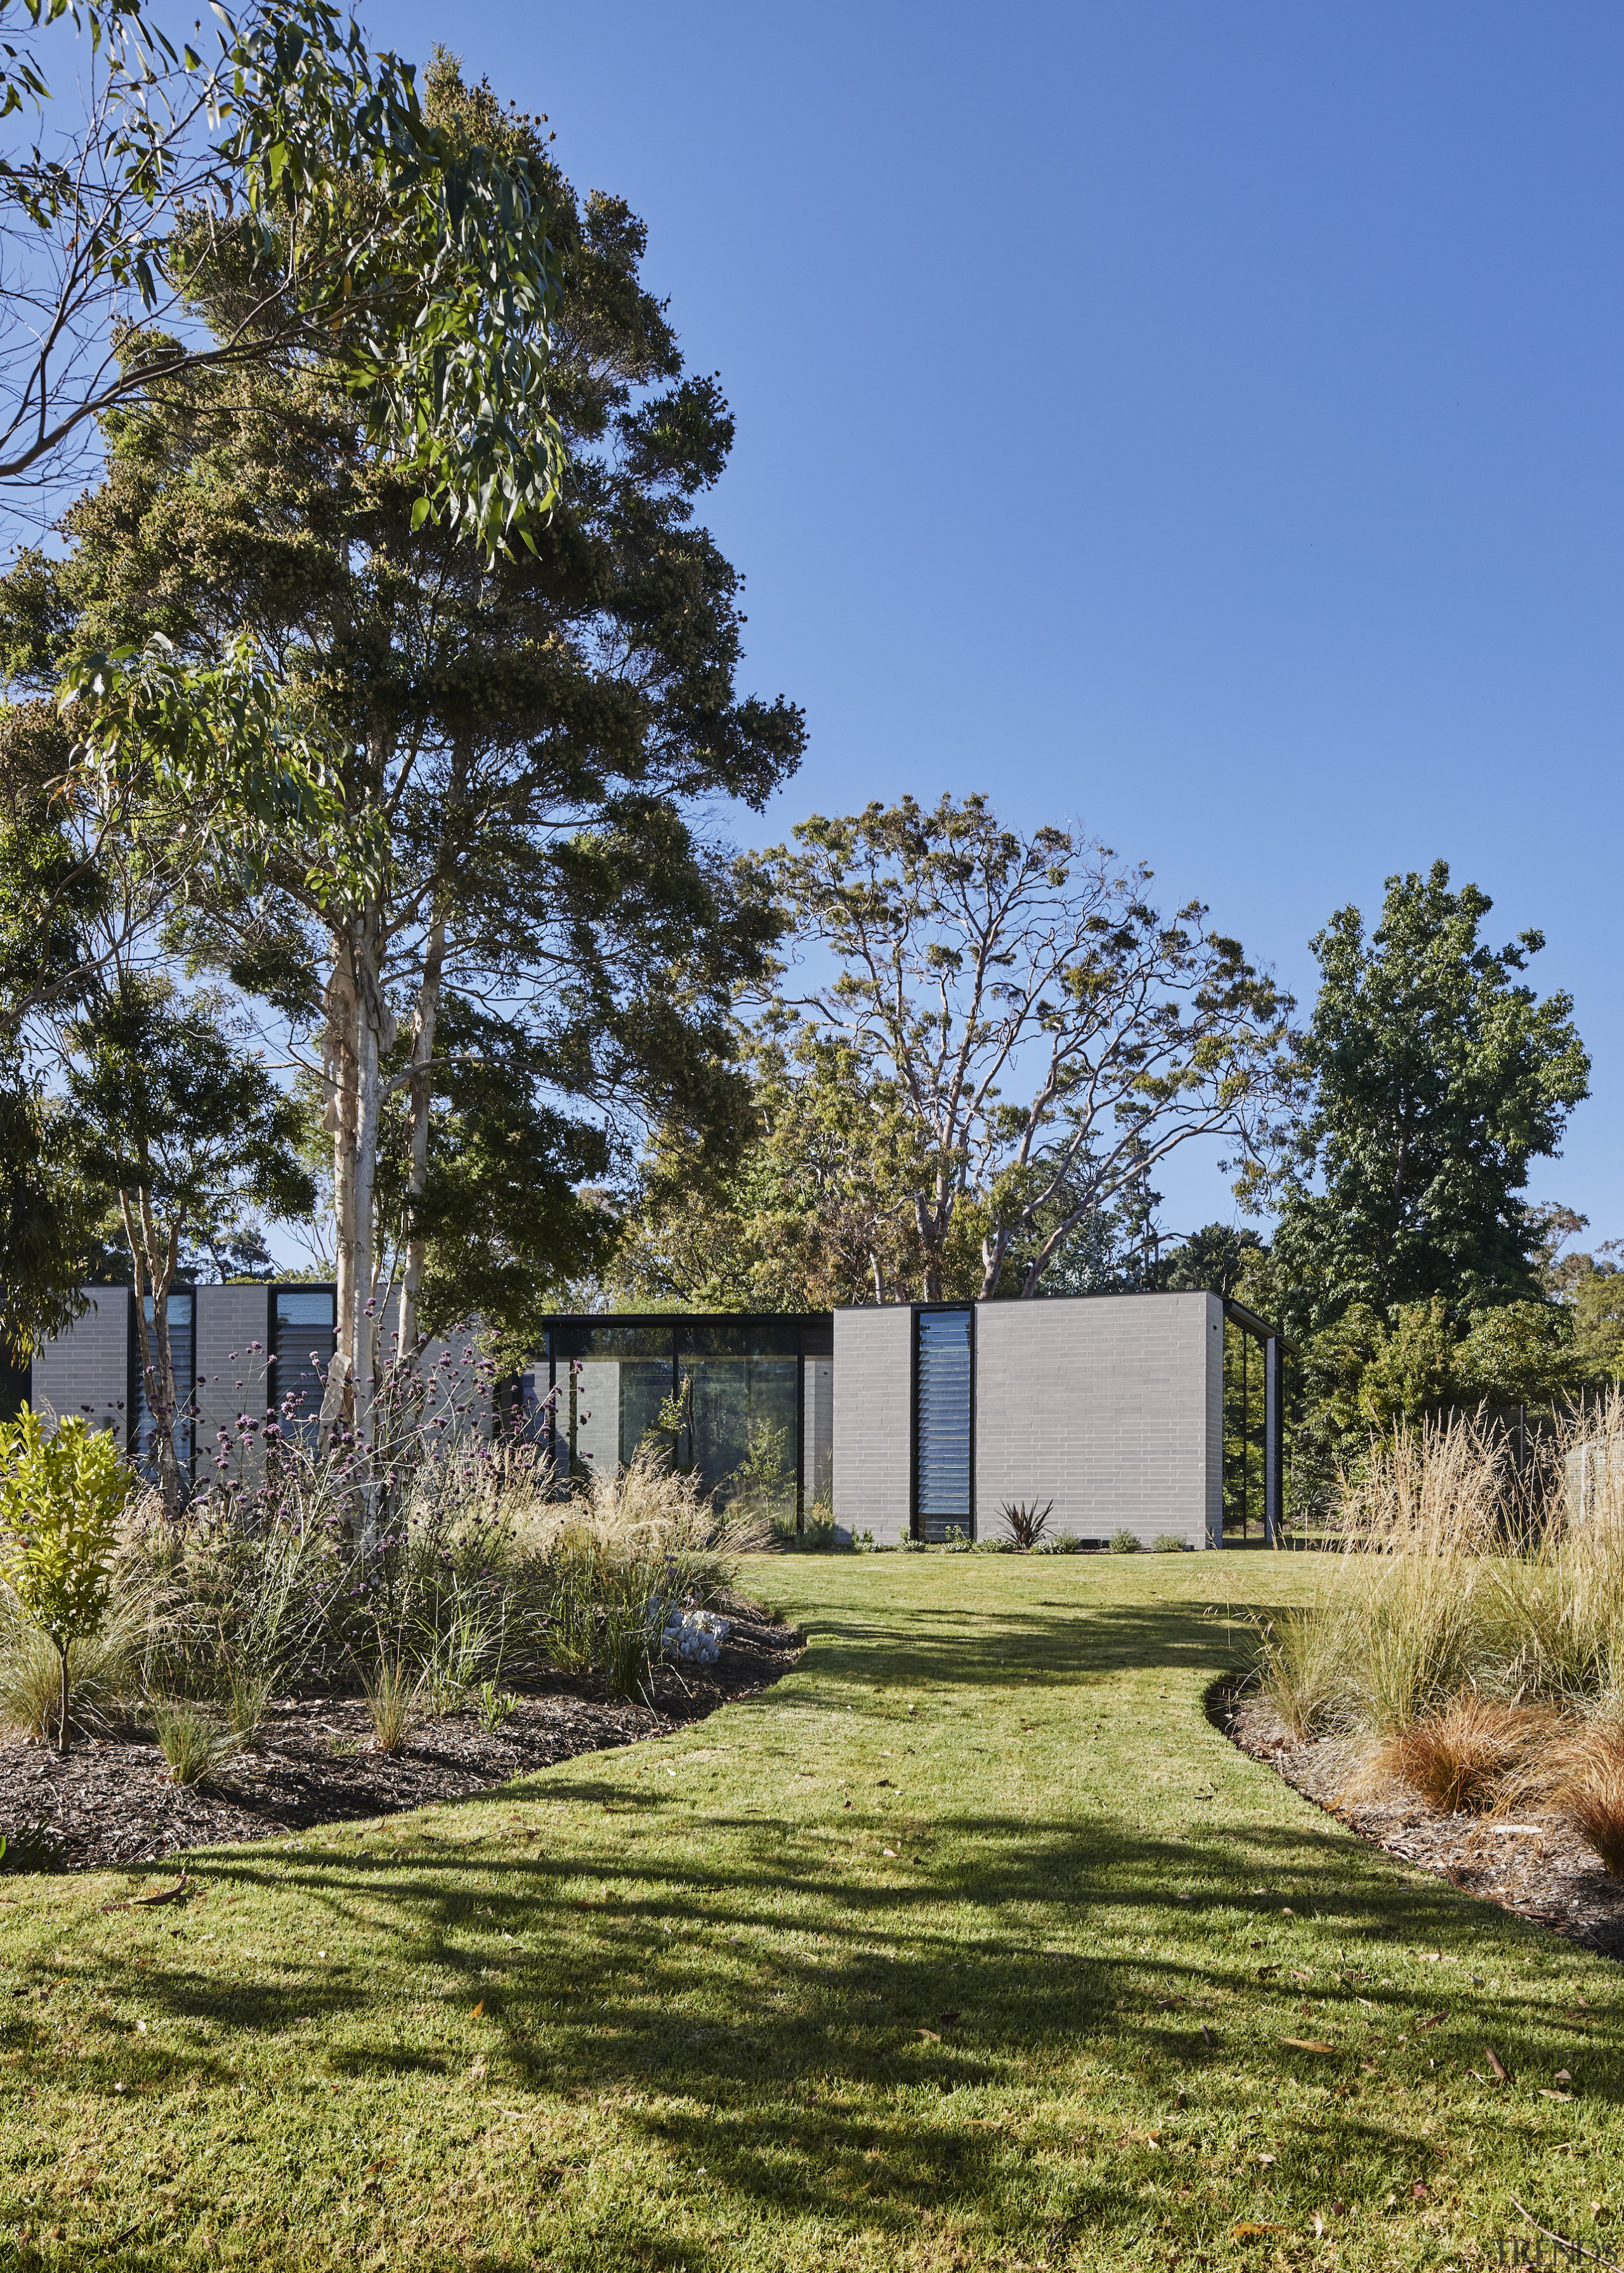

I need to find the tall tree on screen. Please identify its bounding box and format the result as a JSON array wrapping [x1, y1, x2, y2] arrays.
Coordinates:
[[745, 795, 1293, 1302], [1268, 863, 1590, 1336], [0, 0, 564, 555], [22, 60, 801, 1469], [63, 971, 315, 1513]]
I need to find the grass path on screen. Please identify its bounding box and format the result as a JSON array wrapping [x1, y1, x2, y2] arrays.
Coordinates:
[[0, 1552, 1620, 2270]]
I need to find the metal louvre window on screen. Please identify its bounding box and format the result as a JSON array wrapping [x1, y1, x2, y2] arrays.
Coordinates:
[[275, 1290, 336, 1444], [915, 1307, 973, 1540]]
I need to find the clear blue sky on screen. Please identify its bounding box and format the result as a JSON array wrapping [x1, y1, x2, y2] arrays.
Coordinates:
[[379, 0, 1623, 1246]]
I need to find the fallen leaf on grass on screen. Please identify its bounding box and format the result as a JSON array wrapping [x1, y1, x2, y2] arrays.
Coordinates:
[[1280, 2038, 1339, 2055], [1555, 2069, 1572, 2084], [939, 2009, 960, 2025], [1312, 2214, 1326, 2239], [1484, 2046, 1512, 2083], [1231, 2222, 1288, 2238], [1540, 2090, 1574, 2102], [1290, 1969, 1313, 1984], [1418, 2012, 1449, 2030], [1200, 2024, 1213, 2050], [1411, 2182, 1429, 2201], [916, 2028, 941, 2043], [471, 2001, 485, 2019], [102, 1874, 190, 1915]]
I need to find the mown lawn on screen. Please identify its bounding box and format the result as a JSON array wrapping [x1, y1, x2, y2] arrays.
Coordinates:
[[0, 1550, 1619, 2271]]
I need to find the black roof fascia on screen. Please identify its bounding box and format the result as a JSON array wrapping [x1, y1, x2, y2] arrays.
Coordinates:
[[537, 1310, 833, 1330], [1221, 1296, 1283, 1344]]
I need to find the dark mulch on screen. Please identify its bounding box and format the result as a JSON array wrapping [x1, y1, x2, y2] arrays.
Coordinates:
[[0, 1598, 803, 1875], [1221, 1687, 1624, 1963]]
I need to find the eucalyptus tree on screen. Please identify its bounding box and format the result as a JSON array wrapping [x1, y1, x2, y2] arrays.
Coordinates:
[[746, 794, 1293, 1302], [21, 60, 802, 1472], [0, 0, 563, 554]]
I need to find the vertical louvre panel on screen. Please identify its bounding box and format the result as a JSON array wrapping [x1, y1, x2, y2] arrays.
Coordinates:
[[275, 1290, 336, 1446], [915, 1307, 972, 1538]]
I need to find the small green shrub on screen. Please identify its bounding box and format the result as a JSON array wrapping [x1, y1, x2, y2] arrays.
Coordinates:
[[1109, 1528, 1141, 1555], [1151, 1533, 1189, 1554], [150, 1697, 239, 1786], [0, 1820, 62, 1873], [475, 1682, 520, 1733], [0, 1410, 130, 1753]]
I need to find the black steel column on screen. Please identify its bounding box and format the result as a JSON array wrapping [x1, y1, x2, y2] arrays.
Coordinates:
[[1264, 1335, 1283, 1549], [795, 1342, 806, 1535]]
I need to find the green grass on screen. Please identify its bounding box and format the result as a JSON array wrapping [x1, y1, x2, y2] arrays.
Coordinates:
[[0, 1552, 1619, 2270]]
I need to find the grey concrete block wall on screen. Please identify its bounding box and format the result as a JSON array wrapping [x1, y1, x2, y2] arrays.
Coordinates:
[[973, 1292, 1224, 1548], [832, 1306, 913, 1543], [30, 1288, 131, 1446]]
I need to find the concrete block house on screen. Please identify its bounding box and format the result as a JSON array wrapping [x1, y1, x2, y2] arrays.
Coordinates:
[[13, 1287, 1282, 1547], [528, 1292, 1283, 1549]]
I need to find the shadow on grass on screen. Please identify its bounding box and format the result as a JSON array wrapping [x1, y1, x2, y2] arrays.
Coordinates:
[[3, 1575, 1613, 2272]]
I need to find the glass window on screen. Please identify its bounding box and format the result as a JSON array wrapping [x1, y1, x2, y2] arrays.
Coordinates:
[[915, 1307, 973, 1538], [136, 1290, 195, 1482], [679, 1322, 801, 1359], [551, 1323, 672, 1361], [802, 1358, 834, 1514], [683, 1353, 799, 1512]]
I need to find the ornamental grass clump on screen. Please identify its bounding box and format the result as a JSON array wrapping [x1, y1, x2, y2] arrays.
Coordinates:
[[0, 1410, 131, 1753], [1550, 1723, 1624, 1876], [150, 1696, 240, 1787], [1377, 1693, 1550, 1814], [533, 1446, 752, 1698], [362, 1656, 423, 1755]]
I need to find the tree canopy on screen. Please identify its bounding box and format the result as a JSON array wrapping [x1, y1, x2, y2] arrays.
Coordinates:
[[1267, 862, 1590, 1337], [1, 56, 802, 1438], [742, 794, 1293, 1302]]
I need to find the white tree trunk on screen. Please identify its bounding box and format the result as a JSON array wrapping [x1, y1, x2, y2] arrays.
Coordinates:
[[398, 907, 445, 1366]]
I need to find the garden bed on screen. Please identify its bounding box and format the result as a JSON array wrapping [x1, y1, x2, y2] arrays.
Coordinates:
[[1222, 1686, 1624, 1962], [0, 1598, 802, 1874]]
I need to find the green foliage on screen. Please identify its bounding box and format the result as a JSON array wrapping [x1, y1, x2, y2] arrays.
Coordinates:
[[150, 1696, 238, 1786], [0, 4, 565, 558], [11, 60, 803, 1376], [728, 1418, 794, 1519], [739, 796, 1292, 1304], [475, 1682, 520, 1734], [1270, 862, 1589, 1335], [0, 1408, 128, 1750], [1353, 1297, 1459, 1432], [1109, 1528, 1141, 1554]]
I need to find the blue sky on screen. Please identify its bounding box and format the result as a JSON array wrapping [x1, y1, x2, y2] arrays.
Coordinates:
[[379, 0, 1624, 1247]]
